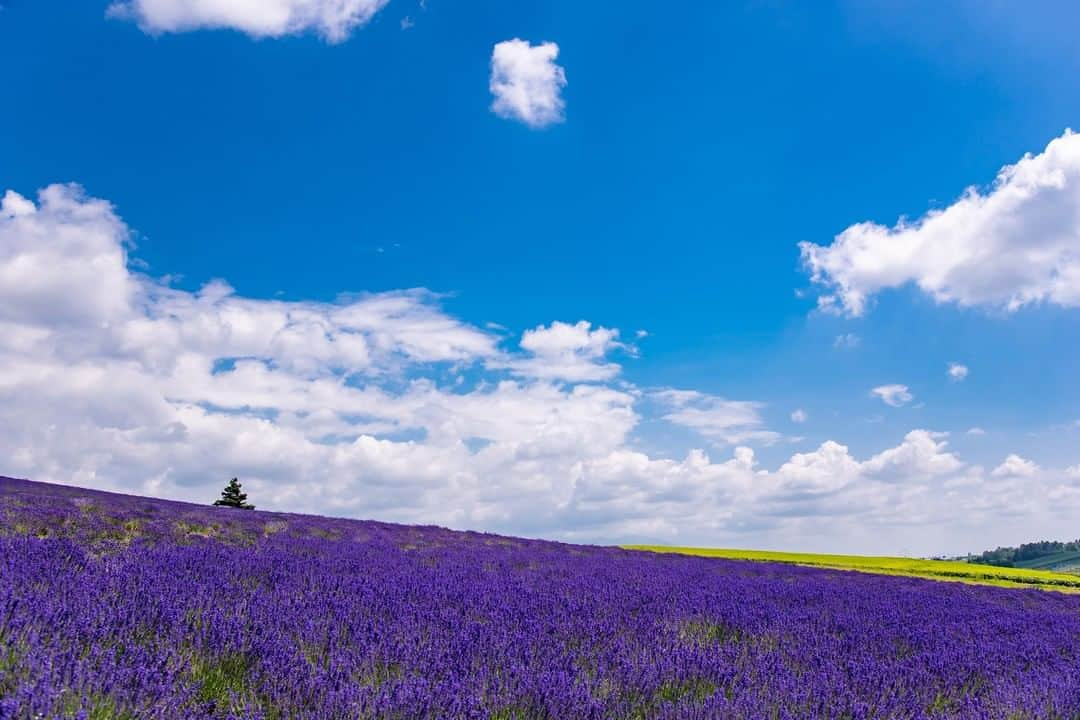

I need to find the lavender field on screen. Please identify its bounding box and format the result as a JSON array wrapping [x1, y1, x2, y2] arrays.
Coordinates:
[[2, 476, 1079, 719]]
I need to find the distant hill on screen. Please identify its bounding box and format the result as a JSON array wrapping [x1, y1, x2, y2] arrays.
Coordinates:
[[969, 540, 1080, 574]]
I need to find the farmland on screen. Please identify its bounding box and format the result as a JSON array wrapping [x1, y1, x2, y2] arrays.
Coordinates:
[[625, 546, 1080, 592], [4, 476, 1080, 719], [1014, 550, 1080, 574]]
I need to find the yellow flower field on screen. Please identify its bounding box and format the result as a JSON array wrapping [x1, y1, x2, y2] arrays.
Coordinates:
[[624, 546, 1080, 592]]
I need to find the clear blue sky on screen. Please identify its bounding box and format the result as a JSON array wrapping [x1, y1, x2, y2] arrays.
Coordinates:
[[2, 0, 1078, 553]]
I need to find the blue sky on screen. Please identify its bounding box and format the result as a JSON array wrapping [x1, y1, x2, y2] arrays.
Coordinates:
[[2, 0, 1079, 555]]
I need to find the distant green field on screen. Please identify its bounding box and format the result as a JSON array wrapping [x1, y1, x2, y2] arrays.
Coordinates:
[[1013, 549, 1080, 573], [624, 545, 1080, 593]]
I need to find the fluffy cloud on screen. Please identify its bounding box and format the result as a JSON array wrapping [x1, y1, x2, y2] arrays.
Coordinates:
[[2, 183, 1076, 554], [861, 430, 962, 481], [559, 431, 970, 543], [1, 187, 133, 326], [501, 320, 625, 382], [652, 390, 780, 446], [991, 454, 1039, 478], [0, 186, 636, 531], [490, 39, 567, 128], [107, 0, 388, 42], [801, 130, 1080, 316], [871, 384, 913, 407], [948, 362, 969, 381]]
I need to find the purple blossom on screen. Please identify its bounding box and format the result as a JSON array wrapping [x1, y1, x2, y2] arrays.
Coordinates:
[[2, 475, 1078, 719]]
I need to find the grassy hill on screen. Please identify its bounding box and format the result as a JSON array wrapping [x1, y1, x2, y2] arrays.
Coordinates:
[[624, 545, 1080, 592], [6, 476, 1080, 718], [1013, 549, 1080, 573], [968, 539, 1080, 574]]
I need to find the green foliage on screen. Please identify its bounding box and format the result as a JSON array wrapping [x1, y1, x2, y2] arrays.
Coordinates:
[[262, 520, 288, 536], [309, 526, 342, 541], [623, 677, 718, 719], [970, 540, 1080, 570], [174, 520, 219, 538], [58, 693, 135, 720], [213, 478, 254, 510], [654, 677, 717, 705], [355, 659, 403, 688], [0, 635, 29, 696], [191, 651, 251, 707], [1014, 550, 1080, 573], [490, 706, 546, 720], [679, 619, 744, 646]]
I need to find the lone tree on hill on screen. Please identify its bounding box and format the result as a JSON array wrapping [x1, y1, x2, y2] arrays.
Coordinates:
[[213, 478, 254, 509]]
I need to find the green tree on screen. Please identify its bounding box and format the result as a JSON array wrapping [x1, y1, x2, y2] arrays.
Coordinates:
[[213, 477, 254, 510]]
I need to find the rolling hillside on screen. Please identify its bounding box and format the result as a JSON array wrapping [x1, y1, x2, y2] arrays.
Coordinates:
[[1014, 550, 1080, 573], [5, 476, 1080, 718]]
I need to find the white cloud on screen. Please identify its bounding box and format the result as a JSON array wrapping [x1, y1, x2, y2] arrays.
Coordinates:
[[498, 320, 625, 382], [4, 183, 1079, 554], [871, 384, 913, 407], [1, 186, 134, 327], [991, 454, 1039, 478], [801, 130, 1080, 316], [966, 427, 986, 436], [520, 319, 621, 361], [1066, 465, 1080, 480], [108, 0, 388, 42], [790, 408, 808, 423], [769, 441, 861, 497], [560, 430, 977, 544], [948, 362, 969, 381], [490, 39, 567, 128], [653, 389, 780, 446], [861, 430, 962, 481]]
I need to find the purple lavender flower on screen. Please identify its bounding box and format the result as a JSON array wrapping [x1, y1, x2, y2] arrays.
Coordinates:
[[2, 475, 1078, 719]]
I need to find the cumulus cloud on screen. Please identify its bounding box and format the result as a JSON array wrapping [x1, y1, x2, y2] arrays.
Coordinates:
[[3, 183, 1076, 554], [108, 0, 388, 42], [948, 362, 969, 381], [653, 389, 780, 446], [561, 431, 968, 543], [0, 185, 635, 530], [490, 39, 567, 128], [871, 384, 913, 407], [801, 130, 1080, 316], [500, 320, 625, 382], [862, 430, 962, 481], [991, 454, 1039, 478]]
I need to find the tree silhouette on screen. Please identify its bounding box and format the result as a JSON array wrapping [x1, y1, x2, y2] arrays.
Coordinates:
[[213, 478, 254, 509]]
